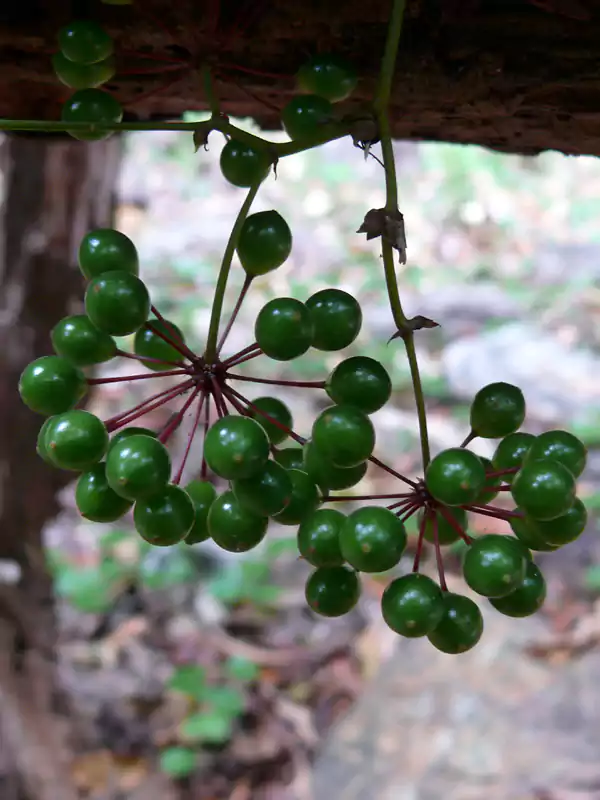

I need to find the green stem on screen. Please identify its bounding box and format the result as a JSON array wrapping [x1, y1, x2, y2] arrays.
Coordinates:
[[204, 182, 260, 362], [374, 0, 430, 468], [202, 65, 220, 117]]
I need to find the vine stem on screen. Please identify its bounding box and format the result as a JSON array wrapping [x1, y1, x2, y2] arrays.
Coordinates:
[[204, 183, 261, 362], [373, 0, 430, 469]]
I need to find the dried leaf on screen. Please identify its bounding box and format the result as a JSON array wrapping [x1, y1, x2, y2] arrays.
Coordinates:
[[388, 315, 440, 342], [357, 207, 407, 263]]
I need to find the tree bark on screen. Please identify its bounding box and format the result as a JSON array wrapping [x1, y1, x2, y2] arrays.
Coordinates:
[[0, 134, 122, 800]]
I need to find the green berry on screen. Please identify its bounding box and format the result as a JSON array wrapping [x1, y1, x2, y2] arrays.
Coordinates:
[[273, 447, 304, 471], [237, 210, 292, 277], [518, 497, 587, 547], [249, 396, 293, 445], [272, 469, 321, 525], [255, 298, 313, 361], [204, 416, 270, 480], [220, 140, 271, 188], [297, 508, 345, 567], [462, 534, 527, 598], [232, 460, 293, 517], [297, 54, 357, 103], [509, 514, 559, 552], [476, 456, 500, 505], [45, 410, 108, 471], [282, 95, 334, 140], [79, 228, 139, 280], [490, 561, 547, 618], [525, 429, 587, 478], [511, 458, 576, 520], [19, 355, 86, 416], [427, 593, 484, 654], [312, 404, 375, 468], [381, 574, 445, 637], [207, 490, 268, 552], [58, 20, 114, 65], [340, 506, 406, 573], [425, 448, 486, 506], [108, 426, 157, 454], [134, 484, 195, 546], [51, 314, 116, 366], [106, 434, 171, 501], [305, 289, 362, 352], [305, 565, 360, 617], [61, 89, 123, 141], [422, 507, 467, 545], [303, 439, 367, 491], [133, 319, 185, 370], [75, 463, 132, 522], [85, 271, 150, 336], [492, 432, 535, 482], [184, 480, 217, 544], [52, 51, 115, 89], [325, 356, 391, 415], [470, 382, 526, 439], [36, 418, 56, 465]]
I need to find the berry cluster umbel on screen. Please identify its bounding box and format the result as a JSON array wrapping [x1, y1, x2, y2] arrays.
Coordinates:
[[16, 17, 589, 656]]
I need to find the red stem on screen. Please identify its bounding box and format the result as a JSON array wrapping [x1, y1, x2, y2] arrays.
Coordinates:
[[399, 503, 420, 524], [484, 467, 519, 479], [412, 509, 427, 573], [173, 393, 207, 484], [387, 498, 415, 511], [226, 373, 325, 388], [368, 455, 418, 489], [437, 505, 472, 545], [431, 511, 448, 591], [223, 342, 260, 365], [324, 493, 414, 503], [106, 379, 195, 432], [150, 306, 199, 362], [464, 505, 524, 520], [119, 63, 187, 76], [224, 350, 264, 369], [216, 274, 253, 357], [119, 49, 188, 65], [104, 380, 190, 427], [159, 387, 202, 444], [116, 349, 186, 368], [87, 369, 189, 385], [223, 385, 306, 445], [210, 377, 229, 418], [201, 394, 211, 480], [460, 431, 476, 448], [219, 62, 289, 80]]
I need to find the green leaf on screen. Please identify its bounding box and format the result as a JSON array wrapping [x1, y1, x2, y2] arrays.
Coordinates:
[[225, 656, 260, 683], [205, 685, 245, 717], [159, 746, 197, 778], [179, 711, 233, 744], [55, 564, 124, 614], [167, 665, 207, 698]]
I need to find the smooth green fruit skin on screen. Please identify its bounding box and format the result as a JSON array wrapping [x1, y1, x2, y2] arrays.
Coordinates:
[[133, 319, 184, 370], [272, 469, 321, 525], [45, 410, 108, 471], [282, 95, 334, 140], [134, 484, 195, 546], [297, 54, 358, 102], [237, 211, 292, 277], [463, 534, 527, 598], [422, 508, 467, 545], [51, 314, 116, 366], [526, 429, 587, 478], [470, 381, 526, 438], [511, 458, 576, 521], [75, 463, 132, 522], [108, 427, 157, 454], [19, 355, 87, 416], [61, 89, 122, 141], [79, 228, 139, 280], [425, 448, 486, 507], [106, 434, 171, 501], [58, 20, 114, 65], [274, 447, 304, 471], [232, 460, 293, 517], [184, 480, 217, 544], [85, 270, 150, 336], [207, 491, 268, 552], [220, 140, 271, 188], [52, 51, 115, 89], [305, 565, 360, 617], [305, 289, 362, 352], [520, 497, 587, 547], [509, 514, 559, 552], [249, 396, 293, 445], [490, 561, 547, 618], [492, 432, 535, 483], [340, 506, 406, 573], [381, 574, 445, 638], [204, 416, 270, 480], [255, 298, 313, 361], [427, 593, 484, 654], [297, 508, 345, 567], [477, 456, 500, 505], [303, 440, 367, 491], [312, 405, 375, 468], [325, 356, 391, 415], [37, 418, 56, 465]]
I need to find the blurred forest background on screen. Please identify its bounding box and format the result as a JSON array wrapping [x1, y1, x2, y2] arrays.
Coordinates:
[[3, 123, 600, 799]]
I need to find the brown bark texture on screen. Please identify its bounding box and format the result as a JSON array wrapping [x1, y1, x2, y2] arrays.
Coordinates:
[[1, 0, 600, 156], [0, 134, 122, 800]]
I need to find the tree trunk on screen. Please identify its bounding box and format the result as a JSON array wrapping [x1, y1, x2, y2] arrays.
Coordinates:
[[0, 134, 122, 800]]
